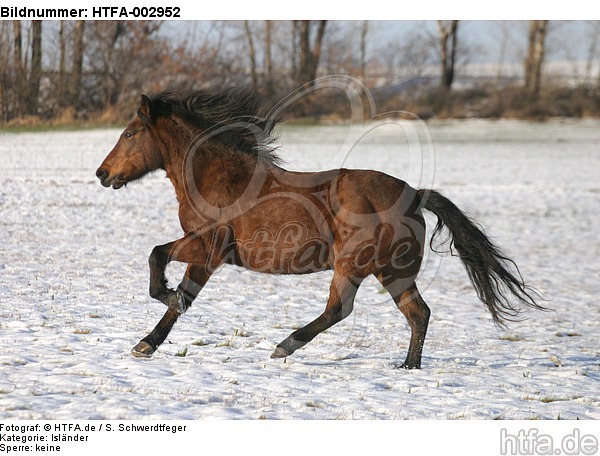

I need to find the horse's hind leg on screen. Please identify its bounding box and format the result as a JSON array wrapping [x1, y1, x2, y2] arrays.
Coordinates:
[[376, 273, 430, 369], [132, 264, 211, 358], [271, 272, 362, 359]]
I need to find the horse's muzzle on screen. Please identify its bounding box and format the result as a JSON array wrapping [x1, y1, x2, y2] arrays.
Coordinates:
[[96, 168, 125, 189], [96, 168, 109, 185]]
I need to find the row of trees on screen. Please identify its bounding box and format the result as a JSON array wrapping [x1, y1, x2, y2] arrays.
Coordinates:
[[0, 20, 598, 125], [0, 21, 168, 123]]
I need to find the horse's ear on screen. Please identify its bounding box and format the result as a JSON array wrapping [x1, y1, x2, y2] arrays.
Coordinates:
[[137, 94, 154, 125]]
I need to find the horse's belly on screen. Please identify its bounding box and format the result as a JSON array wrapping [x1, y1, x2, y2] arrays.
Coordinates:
[[235, 225, 332, 274]]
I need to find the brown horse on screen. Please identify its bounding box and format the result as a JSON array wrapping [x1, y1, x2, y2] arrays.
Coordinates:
[[96, 89, 545, 368]]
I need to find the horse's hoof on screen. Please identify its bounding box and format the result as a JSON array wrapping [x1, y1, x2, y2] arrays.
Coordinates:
[[131, 341, 155, 358], [271, 337, 307, 359], [270, 346, 291, 359], [398, 362, 420, 370]]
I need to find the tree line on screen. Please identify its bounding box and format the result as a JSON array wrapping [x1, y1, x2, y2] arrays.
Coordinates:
[[1, 20, 599, 126]]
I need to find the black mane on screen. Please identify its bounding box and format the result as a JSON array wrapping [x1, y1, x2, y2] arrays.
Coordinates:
[[148, 88, 282, 163]]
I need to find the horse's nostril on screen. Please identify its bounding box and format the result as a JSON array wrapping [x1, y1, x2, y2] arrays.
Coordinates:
[[96, 168, 108, 180]]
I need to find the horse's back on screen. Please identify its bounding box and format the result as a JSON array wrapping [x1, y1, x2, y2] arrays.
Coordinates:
[[270, 166, 418, 214]]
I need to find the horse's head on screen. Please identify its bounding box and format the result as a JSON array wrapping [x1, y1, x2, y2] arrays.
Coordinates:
[[96, 95, 164, 189]]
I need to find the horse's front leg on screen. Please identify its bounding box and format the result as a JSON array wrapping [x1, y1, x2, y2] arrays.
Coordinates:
[[148, 234, 211, 313], [132, 263, 211, 358], [148, 240, 186, 313], [132, 233, 216, 358]]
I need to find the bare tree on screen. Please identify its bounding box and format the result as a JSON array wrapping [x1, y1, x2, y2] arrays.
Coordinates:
[[0, 23, 11, 121], [13, 21, 23, 78], [360, 21, 369, 80], [85, 21, 163, 110], [264, 21, 274, 96], [12, 21, 24, 116], [584, 22, 600, 87], [438, 20, 459, 90], [244, 21, 258, 88], [378, 23, 432, 84], [524, 20, 548, 99], [69, 21, 85, 108], [493, 21, 511, 90], [294, 20, 327, 87], [27, 21, 42, 115], [290, 21, 299, 83], [58, 22, 67, 106]]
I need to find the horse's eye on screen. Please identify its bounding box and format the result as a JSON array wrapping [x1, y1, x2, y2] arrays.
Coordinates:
[[124, 131, 134, 139]]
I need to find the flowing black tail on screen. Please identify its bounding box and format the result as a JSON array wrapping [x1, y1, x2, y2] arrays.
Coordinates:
[[417, 189, 547, 325]]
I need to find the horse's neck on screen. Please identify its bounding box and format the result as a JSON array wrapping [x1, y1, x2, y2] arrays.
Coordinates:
[[162, 149, 187, 204], [165, 149, 264, 212]]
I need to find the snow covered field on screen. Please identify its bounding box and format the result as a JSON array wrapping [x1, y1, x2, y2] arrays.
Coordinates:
[[0, 119, 598, 420]]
